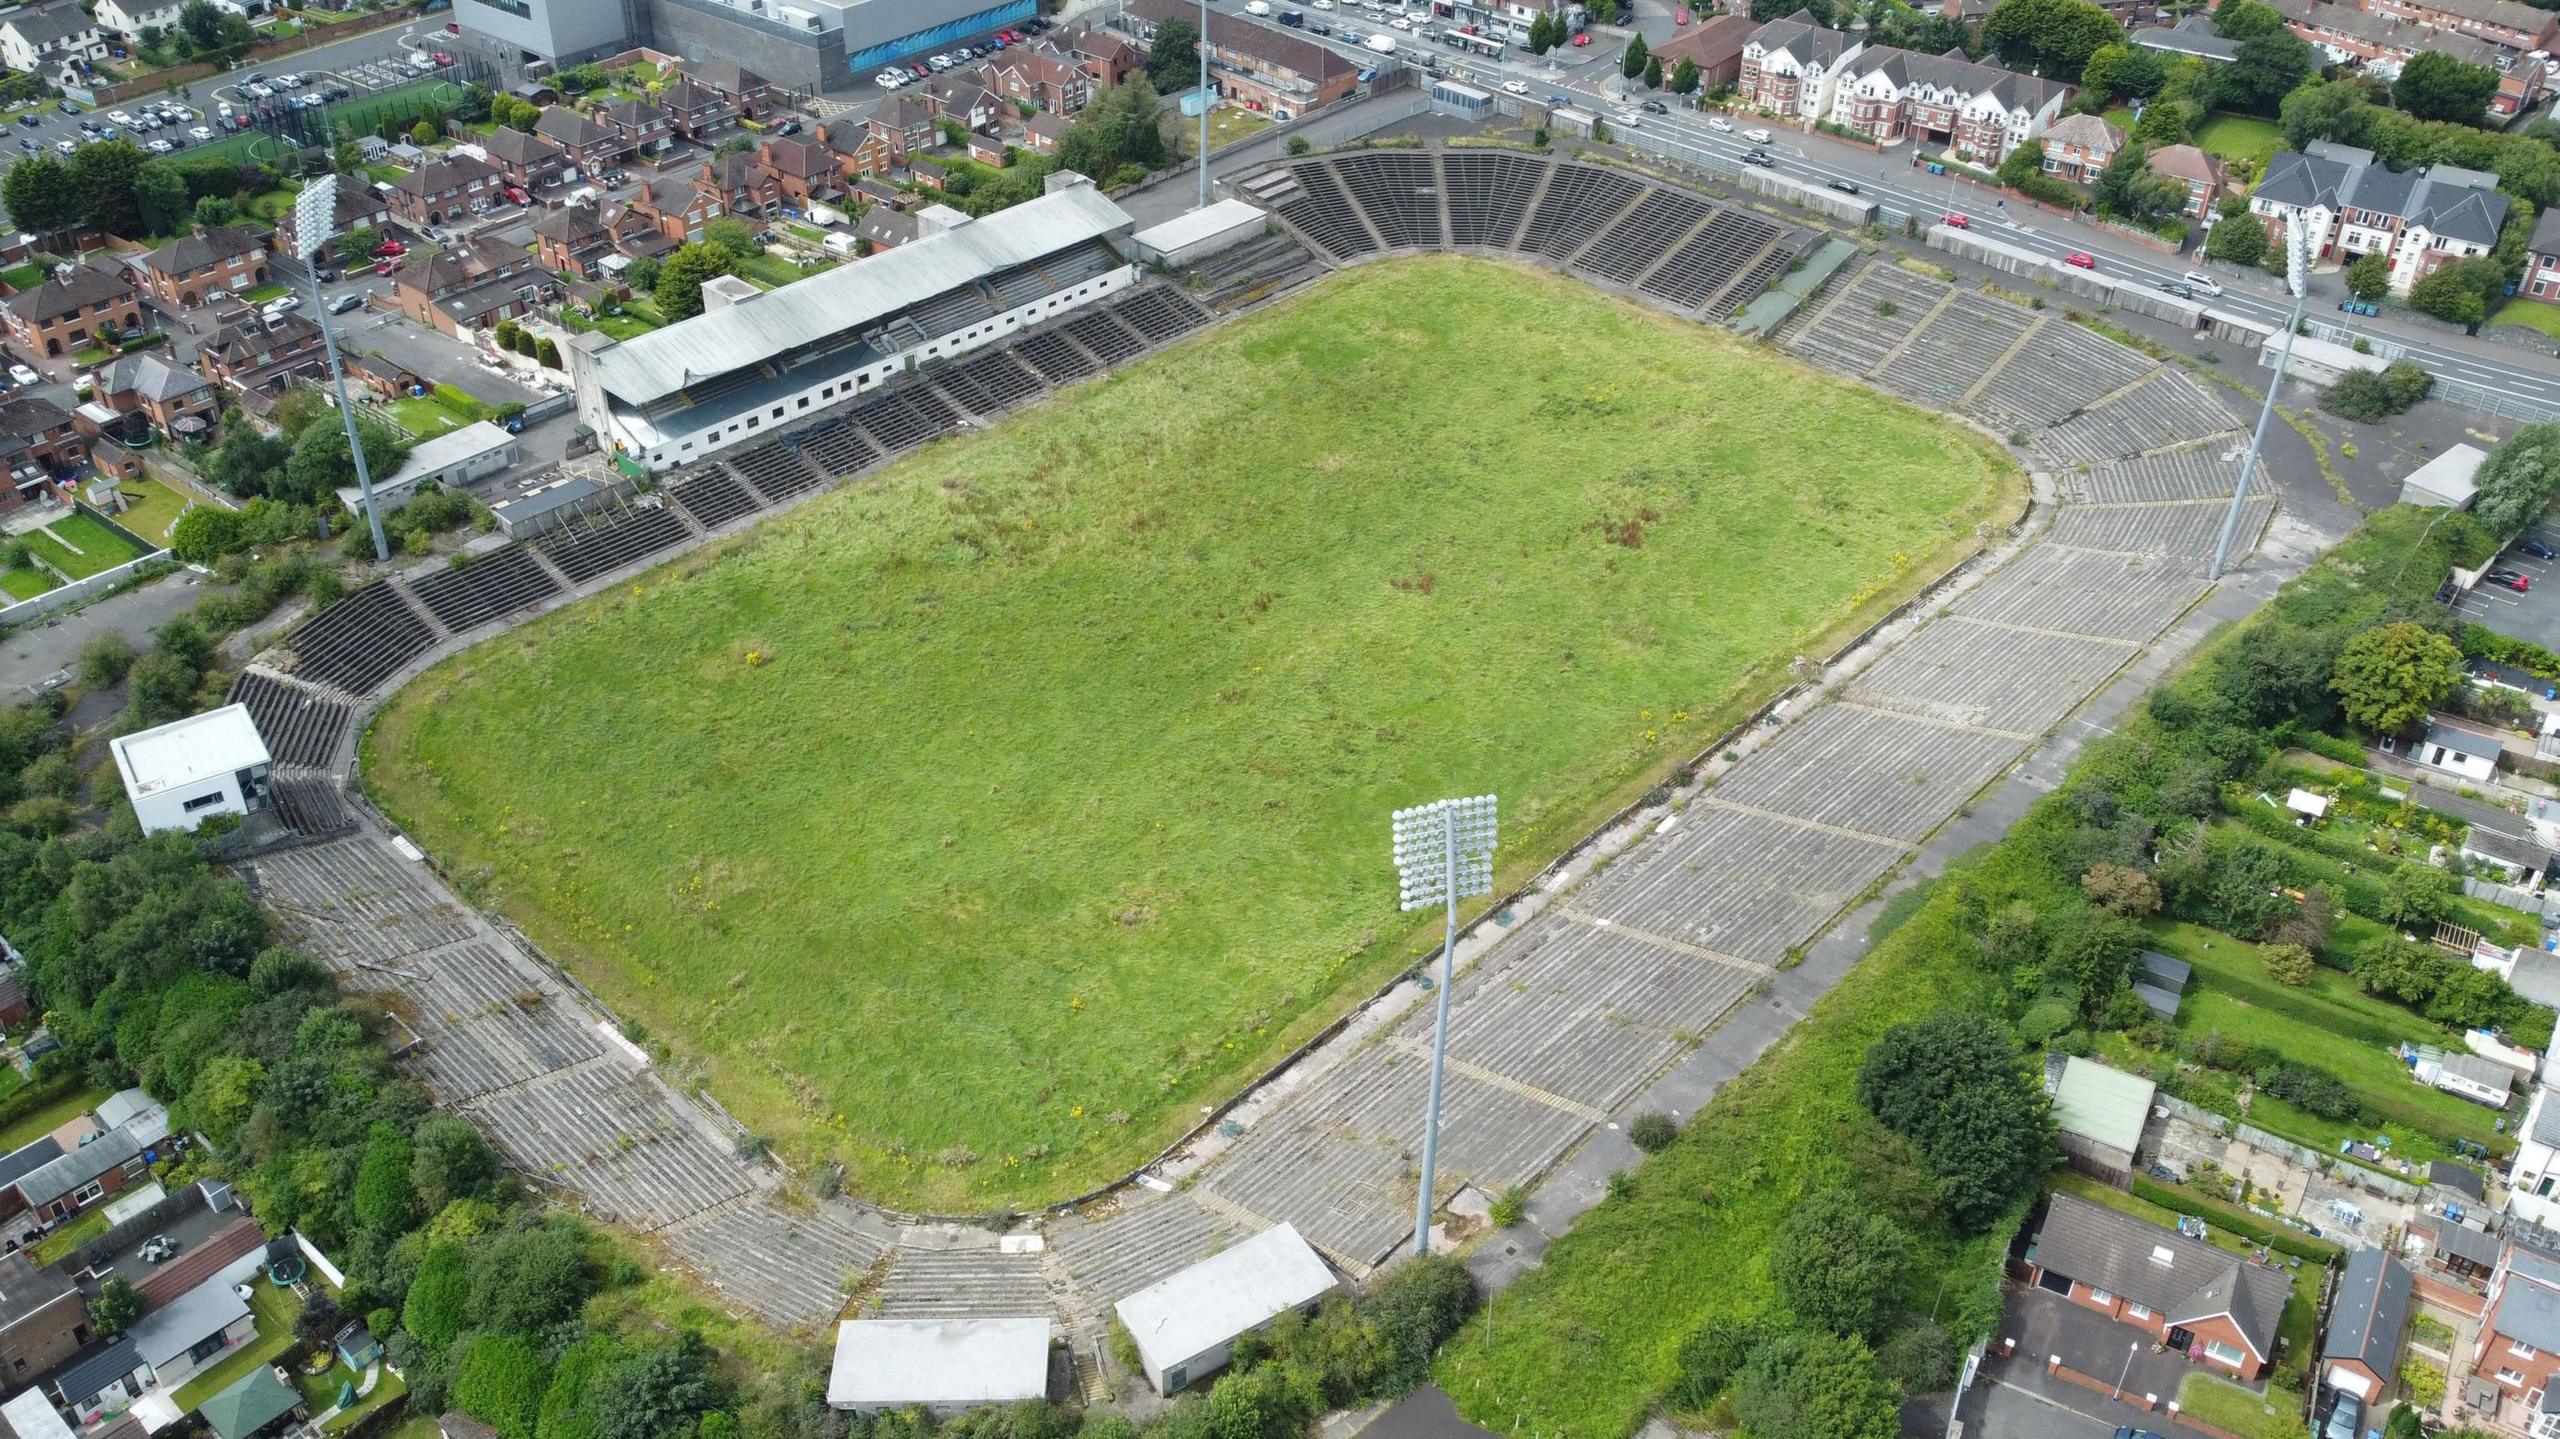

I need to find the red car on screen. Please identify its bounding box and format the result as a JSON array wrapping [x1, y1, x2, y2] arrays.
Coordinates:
[[433, 51, 453, 64], [373, 238, 405, 257], [1571, 30, 1589, 43], [2490, 568, 2534, 592], [375, 258, 398, 276], [1675, 5, 1690, 18], [1942, 212, 1970, 229], [504, 185, 531, 204], [2064, 250, 2096, 269]]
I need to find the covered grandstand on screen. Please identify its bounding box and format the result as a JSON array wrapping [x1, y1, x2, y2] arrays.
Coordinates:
[[564, 176, 1138, 471]]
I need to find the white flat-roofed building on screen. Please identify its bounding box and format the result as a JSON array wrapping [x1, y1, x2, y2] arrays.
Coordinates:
[[2401, 442, 2487, 510], [1115, 1223, 1336, 1396], [338, 421, 521, 517], [825, 1318, 1051, 1414], [563, 175, 1136, 472], [1131, 200, 1267, 267], [109, 705, 272, 836]]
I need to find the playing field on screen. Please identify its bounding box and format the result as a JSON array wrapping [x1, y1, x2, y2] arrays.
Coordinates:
[[365, 257, 2020, 1209]]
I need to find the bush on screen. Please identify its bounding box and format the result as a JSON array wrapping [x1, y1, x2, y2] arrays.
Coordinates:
[[2320, 360, 2434, 422], [1667, 1314, 1775, 1409], [2261, 942, 2316, 985], [1627, 1110, 1680, 1152], [76, 632, 136, 688], [1488, 1185, 1527, 1228], [1876, 1322, 1958, 1392], [1772, 1193, 1910, 1338]]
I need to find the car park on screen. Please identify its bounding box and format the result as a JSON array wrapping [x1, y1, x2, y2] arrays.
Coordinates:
[[190, 125, 212, 140], [2064, 251, 2096, 269], [1740, 149, 1774, 166], [108, 109, 133, 125], [6, 365, 37, 387], [12, 139, 30, 153], [1826, 178, 1860, 194], [10, 115, 30, 131], [2491, 569, 2534, 591]]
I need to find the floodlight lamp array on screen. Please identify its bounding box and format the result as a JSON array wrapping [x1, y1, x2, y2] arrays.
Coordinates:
[[1390, 795, 1498, 911]]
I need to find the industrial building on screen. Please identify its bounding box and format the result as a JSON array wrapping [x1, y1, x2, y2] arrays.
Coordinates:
[[109, 704, 273, 836], [453, 0, 1030, 92], [563, 175, 1136, 472]]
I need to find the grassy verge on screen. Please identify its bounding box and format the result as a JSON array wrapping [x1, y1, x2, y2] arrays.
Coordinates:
[[366, 254, 2021, 1211], [2176, 1373, 2299, 1439], [2490, 299, 2560, 344], [0, 1083, 105, 1153]]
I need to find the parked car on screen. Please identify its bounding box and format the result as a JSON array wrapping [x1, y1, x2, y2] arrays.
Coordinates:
[[375, 258, 398, 276], [1941, 212, 1969, 228], [2490, 569, 2533, 592], [328, 292, 364, 314], [6, 365, 37, 387], [2523, 537, 2556, 559], [505, 185, 531, 205], [52, 139, 73, 154], [264, 295, 300, 318], [374, 238, 406, 257], [190, 125, 211, 139], [12, 139, 29, 153], [772, 118, 801, 135], [1571, 29, 1589, 42], [2064, 250, 2096, 269], [1739, 149, 1774, 167], [1826, 178, 1860, 194]]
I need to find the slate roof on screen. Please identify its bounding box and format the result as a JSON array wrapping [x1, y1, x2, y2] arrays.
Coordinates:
[[1749, 8, 1856, 65], [0, 396, 73, 439], [103, 353, 210, 405], [0, 1138, 63, 1192], [535, 107, 614, 150], [2140, 951, 2192, 991], [2430, 1160, 2487, 1199], [1129, 0, 1359, 80], [534, 204, 606, 245], [140, 225, 266, 279], [2494, 1248, 2560, 1351], [2136, 18, 2243, 60], [4, 4, 91, 47], [0, 1252, 74, 1333], [2432, 1218, 2500, 1268], [480, 126, 563, 168], [2416, 0, 2553, 36], [1841, 44, 2064, 112], [2030, 1192, 2290, 1361], [392, 152, 499, 199], [2044, 112, 2126, 154], [2259, 145, 2511, 245], [49, 1336, 141, 1405], [7, 266, 131, 325], [2323, 1248, 2412, 1382], [678, 58, 766, 94], [16, 1128, 139, 1205]]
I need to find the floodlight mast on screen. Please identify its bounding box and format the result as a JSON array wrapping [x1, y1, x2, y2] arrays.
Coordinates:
[[1391, 794, 1496, 1256], [2209, 208, 2309, 581], [294, 175, 390, 564]]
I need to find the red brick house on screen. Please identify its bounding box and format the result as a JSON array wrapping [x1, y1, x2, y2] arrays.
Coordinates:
[[534, 203, 613, 278], [2039, 112, 2125, 183], [699, 152, 779, 216], [2148, 143, 2225, 218], [0, 1252, 89, 1384], [2320, 1248, 2411, 1408], [4, 266, 141, 361], [1125, 0, 1362, 117], [629, 171, 726, 243], [132, 225, 271, 309], [0, 396, 83, 509], [1648, 12, 1759, 91], [907, 156, 950, 192], [966, 132, 1008, 167], [1024, 112, 1068, 156], [1053, 21, 1139, 88], [389, 152, 505, 229], [536, 106, 625, 176], [9, 1127, 145, 1224], [481, 125, 567, 189], [196, 311, 325, 396], [675, 58, 776, 117], [2354, 0, 2558, 55], [990, 48, 1092, 113], [387, 236, 552, 338], [2027, 1194, 2290, 1382], [655, 78, 738, 141], [822, 122, 901, 180], [599, 95, 675, 156], [2468, 1244, 2560, 1426], [868, 97, 939, 161], [757, 137, 841, 206], [96, 352, 217, 434], [276, 182, 390, 261], [920, 67, 1007, 132]]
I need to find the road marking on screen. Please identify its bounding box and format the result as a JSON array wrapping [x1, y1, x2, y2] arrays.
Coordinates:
[[1382, 1037, 1608, 1122], [1553, 908, 1775, 974], [1686, 796, 1909, 848]]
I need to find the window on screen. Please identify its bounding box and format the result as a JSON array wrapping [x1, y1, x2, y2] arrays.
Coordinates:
[[2203, 1340, 2248, 1369], [2503, 1368, 2529, 1386], [2518, 1342, 2542, 1360], [181, 791, 226, 813], [71, 1180, 102, 1205], [2087, 1287, 2116, 1307], [2126, 1304, 2153, 1321]]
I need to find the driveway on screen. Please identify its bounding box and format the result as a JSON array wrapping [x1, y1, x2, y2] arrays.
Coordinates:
[[1963, 1288, 2260, 1439]]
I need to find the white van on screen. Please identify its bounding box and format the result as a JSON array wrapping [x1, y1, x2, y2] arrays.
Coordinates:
[[1245, 0, 1271, 13], [2181, 270, 2224, 298]]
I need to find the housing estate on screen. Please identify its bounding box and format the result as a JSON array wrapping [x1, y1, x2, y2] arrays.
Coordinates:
[[1122, 0, 1361, 119], [2251, 141, 2511, 294]]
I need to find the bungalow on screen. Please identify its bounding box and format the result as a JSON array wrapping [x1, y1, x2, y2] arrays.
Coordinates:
[[4, 266, 141, 362], [2407, 714, 2506, 782], [856, 204, 920, 252], [1649, 11, 1760, 92], [2026, 1192, 2291, 1380], [132, 225, 270, 310], [1024, 113, 1069, 156], [2040, 113, 2125, 184], [53, 1270, 256, 1422], [12, 1128, 145, 1224], [480, 126, 566, 189], [388, 153, 505, 230]]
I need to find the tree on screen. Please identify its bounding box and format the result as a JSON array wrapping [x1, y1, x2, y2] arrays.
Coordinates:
[[2477, 424, 2560, 537], [2261, 229, 2289, 280], [1672, 57, 1702, 95], [1730, 1331, 1902, 1439], [76, 632, 135, 689], [70, 141, 150, 238], [1055, 72, 1173, 182], [2345, 251, 2391, 301], [1644, 54, 1664, 88], [2395, 50, 2499, 125], [1145, 15, 1199, 88], [2132, 98, 2195, 146], [352, 1121, 417, 1235], [124, 652, 199, 728], [1525, 11, 1555, 53], [2263, 943, 2317, 985], [454, 1333, 547, 1439], [2081, 862, 2161, 916], [1855, 1012, 2050, 1231], [2, 156, 81, 236], [2408, 255, 2504, 329], [705, 216, 759, 255], [2330, 621, 2463, 735], [134, 161, 190, 237], [2216, 0, 2289, 35], [2213, 30, 2316, 114], [411, 1115, 497, 1212], [1623, 33, 1650, 80], [283, 418, 411, 508], [91, 1278, 145, 1336], [1670, 1316, 1777, 1408], [1877, 1324, 1958, 1392], [534, 336, 560, 368], [591, 1334, 721, 1439], [334, 226, 382, 268], [655, 241, 738, 323], [403, 1242, 471, 1351], [178, 0, 223, 48], [465, 1222, 596, 1334], [2082, 41, 2166, 101], [1772, 1193, 1910, 1337], [204, 428, 289, 498], [1982, 0, 2120, 79]]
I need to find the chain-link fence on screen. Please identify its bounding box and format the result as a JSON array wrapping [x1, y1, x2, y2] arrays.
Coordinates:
[[2304, 317, 2560, 423]]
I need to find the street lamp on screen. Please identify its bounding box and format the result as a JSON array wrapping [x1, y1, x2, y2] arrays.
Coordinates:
[[292, 174, 389, 564], [2113, 1340, 2138, 1402], [1196, 0, 1210, 208], [1390, 793, 1497, 1256], [2209, 207, 2310, 581]]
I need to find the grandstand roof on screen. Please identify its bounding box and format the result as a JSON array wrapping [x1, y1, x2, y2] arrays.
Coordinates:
[[588, 181, 1133, 408]]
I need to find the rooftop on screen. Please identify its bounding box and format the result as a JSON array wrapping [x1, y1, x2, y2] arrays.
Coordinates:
[[109, 704, 269, 800], [2030, 1193, 2289, 1361], [126, 1269, 249, 1367], [2051, 1056, 2155, 1155], [1131, 199, 1268, 255], [2323, 1248, 2413, 1382], [0, 1253, 75, 1334], [1115, 1224, 1336, 1375], [197, 1363, 296, 1439], [15, 1125, 139, 1206], [825, 1318, 1052, 1409], [586, 180, 1132, 408]]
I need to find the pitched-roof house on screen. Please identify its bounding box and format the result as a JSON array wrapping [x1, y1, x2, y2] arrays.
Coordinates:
[[655, 77, 739, 140], [132, 225, 270, 309], [196, 311, 326, 396], [989, 47, 1094, 113], [2357, 0, 2558, 53], [674, 58, 776, 115], [389, 152, 504, 229], [758, 137, 842, 205], [2323, 1248, 2413, 1404], [2147, 143, 2226, 217], [481, 125, 566, 188], [276, 182, 390, 260], [1826, 44, 2068, 166], [1739, 10, 1864, 123], [2027, 1192, 2291, 1380], [535, 106, 624, 174], [2040, 112, 2125, 183], [1052, 21, 1139, 87], [4, 266, 140, 361], [0, 4, 107, 86], [389, 236, 552, 339], [598, 95, 673, 155], [534, 202, 612, 278], [97, 352, 216, 434], [2253, 141, 2510, 292]]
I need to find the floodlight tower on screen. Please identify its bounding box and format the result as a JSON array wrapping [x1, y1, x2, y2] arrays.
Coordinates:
[[293, 174, 390, 564], [1197, 0, 1212, 208], [1390, 793, 1498, 1256], [2209, 207, 2310, 581]]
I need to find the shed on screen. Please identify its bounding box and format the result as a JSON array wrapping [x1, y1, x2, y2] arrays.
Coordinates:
[[1115, 1223, 1337, 1395], [2430, 1218, 2500, 1278], [332, 1320, 379, 1371], [824, 1318, 1051, 1415], [2286, 788, 2330, 824], [2050, 1056, 2157, 1187], [2320, 1248, 2412, 1402], [198, 1364, 299, 1439], [2430, 1160, 2487, 1201], [94, 1088, 166, 1148], [2140, 952, 2192, 993], [1129, 199, 1267, 267], [339, 421, 519, 517], [2415, 715, 2505, 784], [2, 1390, 72, 1439], [2401, 443, 2487, 510], [1549, 105, 1599, 137], [108, 705, 273, 837], [2421, 1050, 2515, 1110], [2263, 334, 2387, 387]]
